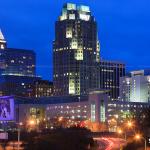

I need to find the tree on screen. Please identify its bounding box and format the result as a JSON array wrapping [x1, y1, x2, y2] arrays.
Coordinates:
[[134, 108, 150, 136], [25, 128, 98, 150]]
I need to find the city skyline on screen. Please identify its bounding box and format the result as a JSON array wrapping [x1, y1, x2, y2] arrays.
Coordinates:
[[1, 0, 150, 80]]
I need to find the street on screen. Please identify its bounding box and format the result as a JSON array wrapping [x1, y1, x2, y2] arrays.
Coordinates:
[[94, 137, 126, 150]]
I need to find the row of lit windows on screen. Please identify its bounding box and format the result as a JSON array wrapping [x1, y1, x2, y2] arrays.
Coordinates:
[[54, 47, 93, 51], [108, 103, 149, 108], [47, 104, 87, 110], [102, 69, 114, 72], [54, 73, 79, 77]]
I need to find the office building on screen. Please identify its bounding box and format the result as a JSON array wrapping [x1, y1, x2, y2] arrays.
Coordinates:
[[53, 3, 125, 99], [120, 70, 150, 103], [0, 29, 38, 97], [0, 75, 41, 97], [53, 3, 100, 96], [98, 60, 125, 100], [1, 48, 36, 76], [33, 80, 53, 97], [2, 90, 149, 131], [45, 90, 150, 131], [0, 29, 35, 77]]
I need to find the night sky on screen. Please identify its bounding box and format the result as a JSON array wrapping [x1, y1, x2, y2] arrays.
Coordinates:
[[1, 0, 150, 80]]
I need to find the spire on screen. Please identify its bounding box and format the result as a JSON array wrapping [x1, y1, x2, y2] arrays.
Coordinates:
[[0, 29, 7, 49], [0, 29, 5, 41]]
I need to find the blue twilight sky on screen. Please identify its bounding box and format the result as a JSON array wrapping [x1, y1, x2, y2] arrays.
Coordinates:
[[1, 0, 150, 80]]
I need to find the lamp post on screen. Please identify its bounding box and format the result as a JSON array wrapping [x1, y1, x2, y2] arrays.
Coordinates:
[[135, 134, 147, 150], [17, 128, 20, 150], [117, 121, 133, 141], [124, 121, 133, 141], [28, 119, 36, 131], [117, 129, 127, 141], [117, 129, 126, 150], [17, 122, 23, 150]]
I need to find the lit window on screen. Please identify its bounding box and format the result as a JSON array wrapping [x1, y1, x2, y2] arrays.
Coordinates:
[[11, 60, 15, 63]]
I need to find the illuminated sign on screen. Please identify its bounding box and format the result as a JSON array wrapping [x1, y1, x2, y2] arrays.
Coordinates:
[[0, 132, 8, 139], [0, 96, 14, 121]]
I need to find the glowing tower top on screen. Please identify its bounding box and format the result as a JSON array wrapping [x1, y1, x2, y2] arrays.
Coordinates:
[[0, 29, 7, 49]]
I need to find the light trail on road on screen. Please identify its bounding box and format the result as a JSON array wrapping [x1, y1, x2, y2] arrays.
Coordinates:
[[94, 137, 126, 150]]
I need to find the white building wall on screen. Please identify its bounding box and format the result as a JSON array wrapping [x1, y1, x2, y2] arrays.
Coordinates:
[[120, 77, 131, 101], [46, 101, 88, 121], [120, 71, 150, 103]]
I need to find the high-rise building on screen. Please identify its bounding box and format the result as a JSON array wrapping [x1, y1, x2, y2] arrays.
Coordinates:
[[0, 30, 36, 76], [120, 70, 150, 103], [1, 48, 36, 76], [53, 3, 125, 99], [0, 75, 41, 97], [0, 29, 38, 97], [0, 29, 54, 98], [0, 30, 7, 73], [98, 60, 125, 100], [33, 80, 53, 97], [53, 3, 100, 96]]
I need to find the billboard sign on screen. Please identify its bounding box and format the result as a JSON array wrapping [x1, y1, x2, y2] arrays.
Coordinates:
[[0, 132, 8, 140], [0, 96, 14, 121]]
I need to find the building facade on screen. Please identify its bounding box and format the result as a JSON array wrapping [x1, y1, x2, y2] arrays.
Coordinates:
[[0, 29, 39, 97], [120, 70, 150, 103], [0, 30, 54, 98], [98, 60, 125, 100], [53, 3, 100, 96], [45, 90, 150, 129], [0, 30, 35, 77], [53, 3, 125, 99], [33, 80, 53, 97], [0, 92, 150, 131], [0, 48, 36, 76], [0, 75, 41, 97]]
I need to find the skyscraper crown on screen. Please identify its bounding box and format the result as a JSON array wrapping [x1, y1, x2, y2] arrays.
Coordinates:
[[0, 29, 7, 49], [0, 29, 5, 41], [59, 3, 92, 21]]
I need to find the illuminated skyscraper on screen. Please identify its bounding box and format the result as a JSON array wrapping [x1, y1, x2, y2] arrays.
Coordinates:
[[0, 29, 35, 76], [53, 3, 100, 96], [0, 29, 38, 97], [0, 30, 7, 73], [2, 48, 36, 76]]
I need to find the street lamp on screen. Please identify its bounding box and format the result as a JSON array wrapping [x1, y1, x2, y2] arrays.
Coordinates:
[[17, 122, 23, 150], [127, 121, 133, 128], [117, 128, 126, 149], [118, 129, 123, 134], [58, 117, 63, 122], [135, 134, 147, 150], [122, 121, 134, 141], [117, 128, 127, 141], [29, 120, 35, 126]]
